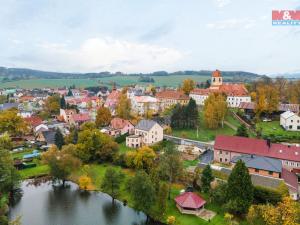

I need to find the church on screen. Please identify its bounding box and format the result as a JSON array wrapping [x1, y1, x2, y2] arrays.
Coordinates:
[[189, 70, 251, 108]]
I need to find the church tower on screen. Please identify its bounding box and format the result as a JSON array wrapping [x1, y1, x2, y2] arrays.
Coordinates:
[[210, 69, 222, 89]]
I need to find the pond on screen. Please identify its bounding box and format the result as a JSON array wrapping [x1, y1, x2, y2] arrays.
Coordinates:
[[9, 181, 160, 225]]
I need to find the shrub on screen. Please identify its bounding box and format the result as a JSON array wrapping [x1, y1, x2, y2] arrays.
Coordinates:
[[253, 186, 282, 205]]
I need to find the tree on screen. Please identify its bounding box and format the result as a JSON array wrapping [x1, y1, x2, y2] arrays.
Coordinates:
[[128, 170, 155, 219], [0, 148, 20, 193], [182, 79, 195, 95], [116, 93, 131, 119], [201, 165, 214, 193], [247, 197, 300, 225], [76, 129, 118, 162], [154, 182, 169, 219], [67, 89, 73, 96], [42, 145, 81, 185], [159, 143, 183, 199], [44, 94, 60, 116], [54, 129, 64, 149], [95, 106, 112, 127], [203, 93, 227, 129], [133, 146, 156, 172], [0, 109, 28, 136], [226, 160, 253, 215], [60, 95, 66, 109], [101, 167, 124, 202], [78, 175, 92, 190], [236, 124, 249, 137]]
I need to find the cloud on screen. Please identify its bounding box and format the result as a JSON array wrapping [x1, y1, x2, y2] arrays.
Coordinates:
[[10, 37, 183, 73], [214, 0, 232, 8], [206, 18, 256, 29]]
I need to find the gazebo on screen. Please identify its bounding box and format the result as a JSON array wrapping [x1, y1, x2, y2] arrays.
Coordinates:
[[175, 192, 206, 215]]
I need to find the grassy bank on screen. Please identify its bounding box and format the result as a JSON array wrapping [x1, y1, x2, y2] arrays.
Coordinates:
[[256, 121, 300, 142], [171, 111, 241, 142]]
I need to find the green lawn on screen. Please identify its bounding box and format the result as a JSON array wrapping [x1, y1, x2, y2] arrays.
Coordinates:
[[183, 159, 199, 168], [19, 164, 50, 179], [172, 111, 239, 142], [118, 142, 135, 154], [256, 121, 300, 142]]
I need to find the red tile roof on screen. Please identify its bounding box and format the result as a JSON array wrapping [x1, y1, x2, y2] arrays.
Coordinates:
[[191, 84, 248, 97], [25, 116, 43, 127], [175, 192, 206, 209], [110, 118, 133, 129], [156, 90, 189, 100], [212, 70, 221, 77], [214, 135, 300, 162], [72, 113, 90, 122], [282, 168, 299, 191]]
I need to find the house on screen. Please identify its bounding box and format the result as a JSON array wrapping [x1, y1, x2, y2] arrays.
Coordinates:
[[34, 124, 49, 134], [60, 109, 77, 123], [96, 86, 110, 99], [109, 118, 134, 136], [239, 102, 300, 119], [231, 154, 282, 178], [104, 90, 121, 114], [175, 192, 206, 215], [214, 135, 300, 171], [190, 70, 251, 108], [126, 119, 163, 148], [156, 90, 189, 110], [69, 113, 91, 126], [280, 111, 300, 131], [214, 135, 300, 199], [130, 95, 160, 115], [36, 130, 56, 146]]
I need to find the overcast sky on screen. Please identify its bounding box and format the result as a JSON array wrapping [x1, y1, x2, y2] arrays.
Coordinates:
[[0, 0, 300, 75]]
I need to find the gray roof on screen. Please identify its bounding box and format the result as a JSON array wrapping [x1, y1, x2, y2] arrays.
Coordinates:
[[231, 154, 282, 173], [0, 103, 19, 111], [42, 130, 56, 144], [135, 119, 159, 131]]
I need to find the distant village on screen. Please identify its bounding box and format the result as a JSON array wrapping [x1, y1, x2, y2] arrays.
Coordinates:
[[1, 70, 300, 224]]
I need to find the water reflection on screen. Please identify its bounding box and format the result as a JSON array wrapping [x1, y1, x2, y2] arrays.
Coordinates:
[[102, 201, 121, 225], [9, 181, 151, 225]]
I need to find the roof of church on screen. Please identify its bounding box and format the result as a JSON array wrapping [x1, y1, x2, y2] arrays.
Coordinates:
[[212, 70, 222, 77]]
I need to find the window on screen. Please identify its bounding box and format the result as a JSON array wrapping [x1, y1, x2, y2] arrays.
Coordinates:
[[298, 126, 300, 130], [255, 169, 259, 173], [289, 125, 292, 129], [220, 158, 222, 162], [268, 171, 273, 175], [291, 120, 293, 123], [219, 150, 222, 154]]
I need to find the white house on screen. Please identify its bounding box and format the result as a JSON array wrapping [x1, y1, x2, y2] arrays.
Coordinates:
[[126, 119, 163, 148], [280, 111, 300, 131], [130, 95, 160, 115]]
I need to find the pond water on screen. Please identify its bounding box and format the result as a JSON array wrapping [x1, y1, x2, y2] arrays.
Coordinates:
[[9, 181, 159, 225]]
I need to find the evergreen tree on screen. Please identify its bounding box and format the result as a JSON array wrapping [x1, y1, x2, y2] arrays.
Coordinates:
[[67, 89, 73, 96], [236, 124, 249, 137], [55, 129, 65, 150], [185, 98, 199, 128], [201, 165, 214, 193], [60, 96, 66, 109], [226, 160, 253, 215]]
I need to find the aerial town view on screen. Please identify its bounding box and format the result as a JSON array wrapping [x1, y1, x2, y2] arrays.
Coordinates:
[[1, 1, 300, 225]]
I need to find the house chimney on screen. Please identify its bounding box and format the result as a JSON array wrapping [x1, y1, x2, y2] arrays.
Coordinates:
[[266, 138, 271, 148]]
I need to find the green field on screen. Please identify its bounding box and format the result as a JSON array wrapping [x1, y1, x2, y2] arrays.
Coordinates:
[[256, 121, 300, 142], [0, 75, 215, 88]]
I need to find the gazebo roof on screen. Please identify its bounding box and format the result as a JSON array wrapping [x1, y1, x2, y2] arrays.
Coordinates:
[[175, 192, 206, 209]]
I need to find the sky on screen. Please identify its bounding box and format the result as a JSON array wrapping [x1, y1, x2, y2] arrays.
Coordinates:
[[0, 0, 300, 75]]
